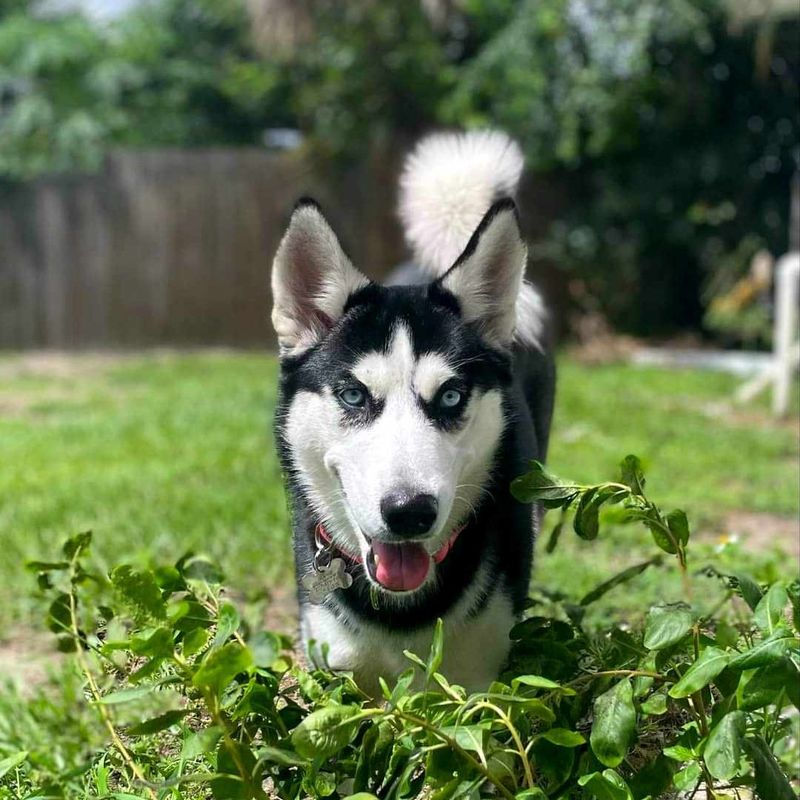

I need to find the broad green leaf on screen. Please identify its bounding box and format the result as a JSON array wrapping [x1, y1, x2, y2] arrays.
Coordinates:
[[668, 647, 730, 698], [590, 678, 636, 768], [192, 642, 253, 696], [98, 684, 161, 704], [436, 779, 484, 800], [788, 580, 800, 631], [640, 692, 668, 715], [663, 744, 695, 762], [294, 668, 325, 702], [515, 698, 556, 721], [25, 560, 69, 573], [427, 618, 444, 679], [512, 675, 562, 690], [110, 565, 166, 624], [728, 630, 800, 671], [665, 509, 690, 546], [180, 554, 224, 584], [211, 739, 256, 800], [545, 511, 566, 553], [403, 650, 427, 670], [213, 602, 240, 648], [514, 790, 547, 800], [254, 746, 308, 768], [743, 735, 795, 800], [620, 455, 645, 495], [740, 656, 800, 711], [440, 725, 488, 756], [129, 627, 173, 658], [46, 593, 72, 634], [733, 572, 763, 611], [573, 487, 600, 540], [127, 709, 189, 736], [578, 769, 633, 800], [714, 619, 739, 649], [249, 630, 280, 668], [181, 726, 222, 759], [343, 794, 380, 800], [531, 738, 575, 787], [486, 744, 516, 786], [753, 583, 789, 634], [389, 667, 415, 707], [291, 705, 361, 760], [303, 771, 337, 798], [633, 652, 658, 698], [0, 751, 28, 780], [704, 710, 745, 781], [540, 728, 585, 747], [63, 531, 92, 559], [510, 462, 578, 506], [672, 762, 701, 792], [645, 517, 678, 554], [643, 604, 693, 650], [182, 628, 209, 657]]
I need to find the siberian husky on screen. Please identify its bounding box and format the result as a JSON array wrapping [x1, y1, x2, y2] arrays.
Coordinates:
[[271, 130, 555, 695]]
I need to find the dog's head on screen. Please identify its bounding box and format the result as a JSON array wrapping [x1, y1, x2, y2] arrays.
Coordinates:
[[272, 198, 526, 595]]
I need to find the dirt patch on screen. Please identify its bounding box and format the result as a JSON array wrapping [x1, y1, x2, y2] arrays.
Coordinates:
[[0, 351, 130, 381], [0, 629, 62, 694], [262, 582, 299, 637], [699, 400, 800, 435], [724, 510, 800, 558], [0, 348, 242, 381]]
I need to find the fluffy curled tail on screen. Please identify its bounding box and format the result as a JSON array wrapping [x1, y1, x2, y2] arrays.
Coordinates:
[[398, 129, 546, 350], [399, 130, 525, 276]]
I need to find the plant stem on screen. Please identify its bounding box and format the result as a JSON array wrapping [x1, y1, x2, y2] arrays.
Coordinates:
[[572, 669, 673, 684], [66, 566, 158, 800], [389, 709, 517, 800], [467, 700, 536, 789]]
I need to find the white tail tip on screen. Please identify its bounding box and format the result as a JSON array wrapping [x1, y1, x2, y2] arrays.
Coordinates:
[[399, 130, 525, 276]]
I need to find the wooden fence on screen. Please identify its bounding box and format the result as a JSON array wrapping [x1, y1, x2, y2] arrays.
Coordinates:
[[0, 149, 406, 349]]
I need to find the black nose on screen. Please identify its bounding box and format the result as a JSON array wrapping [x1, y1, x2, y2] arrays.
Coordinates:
[[380, 492, 438, 537]]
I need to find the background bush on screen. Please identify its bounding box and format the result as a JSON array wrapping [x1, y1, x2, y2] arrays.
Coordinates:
[[1, 0, 797, 337]]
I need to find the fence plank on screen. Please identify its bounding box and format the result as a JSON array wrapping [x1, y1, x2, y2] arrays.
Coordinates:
[[0, 148, 406, 349]]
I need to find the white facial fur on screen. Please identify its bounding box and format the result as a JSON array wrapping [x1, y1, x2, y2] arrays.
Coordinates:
[[284, 324, 504, 585]]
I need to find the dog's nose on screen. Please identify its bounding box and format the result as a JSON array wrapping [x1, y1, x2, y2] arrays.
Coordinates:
[[380, 492, 438, 537]]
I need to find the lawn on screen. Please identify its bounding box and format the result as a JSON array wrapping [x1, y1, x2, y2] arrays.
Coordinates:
[[0, 350, 797, 638]]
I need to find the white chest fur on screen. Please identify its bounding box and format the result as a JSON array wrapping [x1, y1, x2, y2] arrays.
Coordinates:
[[300, 568, 515, 697]]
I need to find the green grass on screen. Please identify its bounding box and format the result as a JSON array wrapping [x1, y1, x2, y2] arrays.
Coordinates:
[[0, 351, 797, 635]]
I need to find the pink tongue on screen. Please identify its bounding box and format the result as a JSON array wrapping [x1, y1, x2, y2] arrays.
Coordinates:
[[372, 541, 431, 591]]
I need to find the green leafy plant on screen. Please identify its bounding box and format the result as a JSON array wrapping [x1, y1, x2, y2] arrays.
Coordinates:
[[4, 456, 798, 799]]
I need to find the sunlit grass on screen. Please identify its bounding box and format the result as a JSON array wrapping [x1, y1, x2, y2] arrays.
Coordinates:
[[0, 351, 796, 633]]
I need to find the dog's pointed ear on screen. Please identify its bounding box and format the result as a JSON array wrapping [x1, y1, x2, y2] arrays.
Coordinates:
[[271, 199, 370, 356], [438, 199, 525, 348]]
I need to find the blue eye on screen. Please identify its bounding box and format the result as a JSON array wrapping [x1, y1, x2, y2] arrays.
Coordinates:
[[339, 387, 366, 408], [439, 388, 463, 409]]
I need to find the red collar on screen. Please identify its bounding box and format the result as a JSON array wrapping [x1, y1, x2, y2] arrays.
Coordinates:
[[315, 522, 464, 565]]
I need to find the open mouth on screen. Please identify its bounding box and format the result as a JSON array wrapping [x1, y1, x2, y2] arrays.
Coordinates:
[[365, 539, 432, 592], [362, 531, 460, 593]]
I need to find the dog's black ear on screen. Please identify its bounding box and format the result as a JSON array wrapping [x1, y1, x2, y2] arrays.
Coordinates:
[[271, 199, 370, 356], [438, 199, 526, 348]]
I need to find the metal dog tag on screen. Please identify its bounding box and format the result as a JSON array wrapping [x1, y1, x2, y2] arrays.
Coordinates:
[[302, 558, 353, 604]]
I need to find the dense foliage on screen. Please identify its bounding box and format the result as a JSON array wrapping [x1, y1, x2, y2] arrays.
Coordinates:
[[3, 456, 797, 799], [1, 0, 798, 333], [0, 0, 277, 177]]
